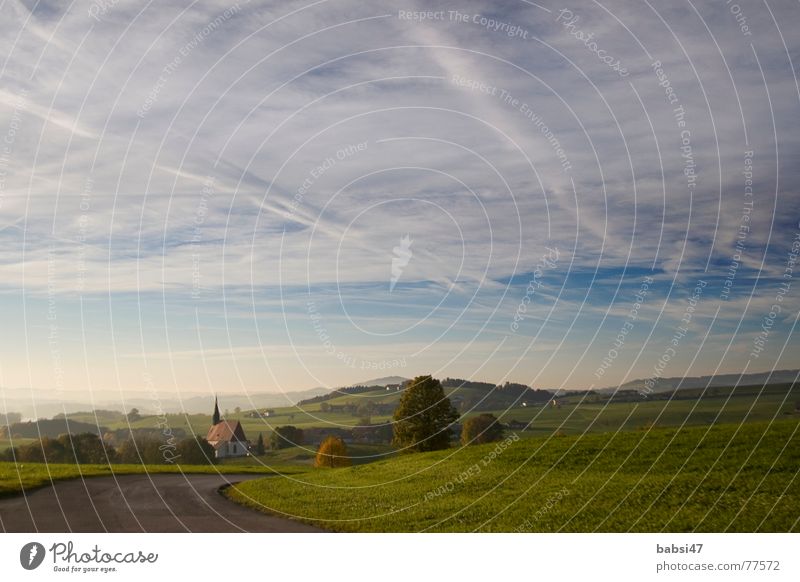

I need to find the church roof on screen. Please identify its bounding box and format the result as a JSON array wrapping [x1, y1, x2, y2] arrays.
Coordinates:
[[206, 419, 247, 445]]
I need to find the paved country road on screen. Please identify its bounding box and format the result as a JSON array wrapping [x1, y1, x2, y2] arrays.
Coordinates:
[[0, 474, 322, 533]]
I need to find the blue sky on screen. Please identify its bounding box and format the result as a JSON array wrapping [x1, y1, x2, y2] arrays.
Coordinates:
[[0, 0, 798, 400]]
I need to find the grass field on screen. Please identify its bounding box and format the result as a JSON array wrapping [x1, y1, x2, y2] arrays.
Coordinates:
[[0, 461, 309, 499], [499, 383, 800, 436], [226, 419, 800, 532]]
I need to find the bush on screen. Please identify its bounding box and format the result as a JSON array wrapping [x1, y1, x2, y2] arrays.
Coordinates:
[[314, 436, 351, 468], [270, 426, 304, 450], [176, 437, 216, 464], [461, 414, 504, 446], [116, 437, 164, 464]]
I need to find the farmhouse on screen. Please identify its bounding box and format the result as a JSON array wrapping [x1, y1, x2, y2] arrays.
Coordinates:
[[206, 397, 250, 458]]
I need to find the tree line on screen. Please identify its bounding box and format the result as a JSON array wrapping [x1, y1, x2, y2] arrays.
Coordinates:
[[1, 433, 216, 465]]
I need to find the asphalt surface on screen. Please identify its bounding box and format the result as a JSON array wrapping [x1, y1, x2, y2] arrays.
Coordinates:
[[0, 473, 322, 532]]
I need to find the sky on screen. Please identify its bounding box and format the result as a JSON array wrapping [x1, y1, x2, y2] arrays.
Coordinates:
[[0, 0, 798, 403]]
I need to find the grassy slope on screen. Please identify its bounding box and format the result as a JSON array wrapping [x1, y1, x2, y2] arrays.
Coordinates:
[[227, 419, 800, 532], [0, 461, 309, 498]]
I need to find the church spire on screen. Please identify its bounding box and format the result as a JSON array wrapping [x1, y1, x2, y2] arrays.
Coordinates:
[[212, 396, 221, 425]]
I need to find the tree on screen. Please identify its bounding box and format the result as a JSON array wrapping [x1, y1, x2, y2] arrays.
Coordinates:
[[9, 433, 113, 464], [270, 426, 304, 450], [314, 436, 351, 468], [461, 413, 505, 446], [16, 436, 66, 463], [117, 438, 144, 464], [320, 402, 331, 413], [392, 375, 458, 453], [234, 406, 241, 416], [126, 408, 141, 422], [255, 432, 265, 455], [59, 432, 112, 464]]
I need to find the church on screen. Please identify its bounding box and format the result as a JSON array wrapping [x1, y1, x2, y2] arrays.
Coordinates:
[[206, 397, 250, 458]]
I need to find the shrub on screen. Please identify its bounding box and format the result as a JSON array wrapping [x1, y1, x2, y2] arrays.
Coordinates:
[[270, 426, 304, 450], [461, 414, 505, 446]]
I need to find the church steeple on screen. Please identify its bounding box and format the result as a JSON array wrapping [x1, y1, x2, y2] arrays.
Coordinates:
[[212, 396, 221, 425]]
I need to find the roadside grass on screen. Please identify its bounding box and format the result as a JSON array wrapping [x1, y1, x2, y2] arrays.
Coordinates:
[[0, 461, 310, 499], [226, 419, 800, 532]]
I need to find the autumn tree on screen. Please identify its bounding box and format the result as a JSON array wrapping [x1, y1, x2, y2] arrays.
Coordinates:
[[314, 435, 351, 468], [461, 413, 505, 446], [392, 375, 458, 453]]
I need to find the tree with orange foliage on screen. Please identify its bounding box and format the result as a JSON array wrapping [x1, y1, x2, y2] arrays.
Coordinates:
[[315, 435, 351, 468]]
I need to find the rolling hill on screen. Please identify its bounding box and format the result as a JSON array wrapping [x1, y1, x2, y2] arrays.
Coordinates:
[[598, 369, 799, 394]]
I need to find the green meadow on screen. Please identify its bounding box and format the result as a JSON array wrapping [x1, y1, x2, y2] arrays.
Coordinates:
[[226, 419, 800, 532]]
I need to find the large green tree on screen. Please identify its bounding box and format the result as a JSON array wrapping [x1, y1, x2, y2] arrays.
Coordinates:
[[392, 375, 458, 452]]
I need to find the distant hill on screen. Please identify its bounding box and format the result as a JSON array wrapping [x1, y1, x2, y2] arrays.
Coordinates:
[[0, 386, 332, 419], [299, 377, 551, 412], [0, 418, 105, 439], [133, 378, 409, 413], [598, 369, 799, 394], [296, 377, 411, 406], [350, 376, 409, 387], [0, 380, 410, 421], [123, 387, 332, 415]]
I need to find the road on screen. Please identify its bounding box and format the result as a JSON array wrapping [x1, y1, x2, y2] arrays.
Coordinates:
[[0, 473, 323, 532]]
